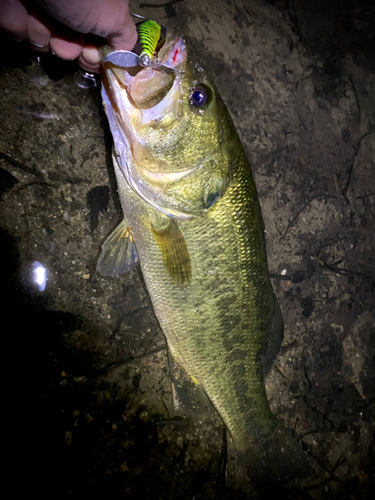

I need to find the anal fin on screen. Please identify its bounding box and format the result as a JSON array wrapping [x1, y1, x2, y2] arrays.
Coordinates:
[[167, 347, 210, 415]]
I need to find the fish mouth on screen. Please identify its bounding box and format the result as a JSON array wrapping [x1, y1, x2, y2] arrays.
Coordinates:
[[103, 34, 187, 123], [128, 37, 186, 111], [102, 35, 195, 219]]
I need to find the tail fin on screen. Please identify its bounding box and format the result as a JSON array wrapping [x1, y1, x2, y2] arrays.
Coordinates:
[[226, 423, 314, 496]]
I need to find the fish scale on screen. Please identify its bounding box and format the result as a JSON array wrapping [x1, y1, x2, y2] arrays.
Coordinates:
[[114, 139, 275, 448]]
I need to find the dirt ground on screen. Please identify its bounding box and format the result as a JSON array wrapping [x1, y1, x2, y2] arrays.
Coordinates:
[[1, 0, 374, 498]]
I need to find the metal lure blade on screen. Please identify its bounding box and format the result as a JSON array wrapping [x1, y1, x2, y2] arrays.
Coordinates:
[[149, 61, 183, 76], [103, 50, 184, 76], [102, 50, 141, 68], [74, 68, 98, 89], [130, 13, 147, 20]]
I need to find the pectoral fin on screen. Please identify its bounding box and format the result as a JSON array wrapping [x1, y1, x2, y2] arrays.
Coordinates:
[[97, 219, 138, 277], [151, 219, 191, 286]]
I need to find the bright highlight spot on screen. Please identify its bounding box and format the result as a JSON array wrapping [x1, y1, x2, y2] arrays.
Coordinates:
[[32, 261, 47, 291]]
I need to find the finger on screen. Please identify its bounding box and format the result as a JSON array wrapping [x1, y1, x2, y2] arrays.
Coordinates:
[[37, 0, 138, 51], [27, 10, 53, 53], [0, 0, 28, 41], [50, 26, 84, 60], [106, 14, 138, 52], [78, 44, 101, 73]]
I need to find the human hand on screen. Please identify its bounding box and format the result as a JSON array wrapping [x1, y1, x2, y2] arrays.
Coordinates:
[[0, 0, 138, 72]]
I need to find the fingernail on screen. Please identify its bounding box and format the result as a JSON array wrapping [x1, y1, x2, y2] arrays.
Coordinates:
[[28, 39, 48, 49], [28, 39, 49, 53], [51, 50, 74, 61], [78, 56, 101, 74]]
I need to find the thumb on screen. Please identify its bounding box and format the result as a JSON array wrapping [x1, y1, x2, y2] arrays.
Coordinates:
[[79, 13, 137, 72], [105, 12, 138, 51]]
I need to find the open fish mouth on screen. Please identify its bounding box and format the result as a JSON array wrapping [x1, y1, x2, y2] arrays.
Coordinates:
[[101, 35, 198, 219], [128, 37, 186, 111], [102, 34, 187, 129]]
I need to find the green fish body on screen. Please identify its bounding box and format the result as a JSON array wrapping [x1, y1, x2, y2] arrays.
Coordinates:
[[99, 33, 310, 489]]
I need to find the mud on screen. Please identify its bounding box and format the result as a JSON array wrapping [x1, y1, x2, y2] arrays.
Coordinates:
[[1, 1, 374, 498]]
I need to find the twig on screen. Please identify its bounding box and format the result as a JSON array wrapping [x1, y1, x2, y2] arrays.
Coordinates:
[[316, 236, 357, 254], [77, 345, 166, 387], [304, 367, 312, 393], [278, 194, 321, 242], [342, 128, 374, 200], [219, 424, 227, 488], [286, 0, 312, 56], [304, 455, 346, 490], [0, 151, 88, 184], [348, 75, 361, 124], [357, 191, 375, 199], [153, 419, 187, 426], [318, 258, 369, 280], [110, 305, 149, 339], [0, 151, 44, 179], [274, 366, 287, 380], [13, 181, 53, 193], [140, 0, 183, 8]]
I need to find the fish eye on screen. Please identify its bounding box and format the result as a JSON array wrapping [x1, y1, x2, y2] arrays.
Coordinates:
[[189, 84, 212, 108]]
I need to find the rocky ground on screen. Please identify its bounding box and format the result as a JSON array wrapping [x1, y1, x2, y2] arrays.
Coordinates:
[[1, 0, 374, 498]]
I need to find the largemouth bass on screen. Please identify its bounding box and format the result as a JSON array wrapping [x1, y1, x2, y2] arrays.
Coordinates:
[[98, 32, 310, 490]]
